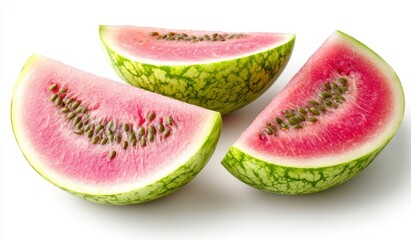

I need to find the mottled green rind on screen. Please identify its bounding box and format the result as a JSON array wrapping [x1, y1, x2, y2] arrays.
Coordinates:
[[100, 27, 295, 115], [221, 143, 388, 194], [12, 99, 222, 204]]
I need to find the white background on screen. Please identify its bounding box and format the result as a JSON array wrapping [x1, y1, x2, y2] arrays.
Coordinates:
[[1, 0, 410, 239]]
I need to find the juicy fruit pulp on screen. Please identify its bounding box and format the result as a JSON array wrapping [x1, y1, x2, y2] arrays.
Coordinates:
[[222, 31, 405, 194], [99, 25, 295, 115], [11, 55, 222, 204]]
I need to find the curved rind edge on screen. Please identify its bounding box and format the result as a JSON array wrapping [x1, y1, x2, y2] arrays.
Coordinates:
[[221, 141, 387, 194], [99, 27, 295, 115], [11, 54, 223, 205]]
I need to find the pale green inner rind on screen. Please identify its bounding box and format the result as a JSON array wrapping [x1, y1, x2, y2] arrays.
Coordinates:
[[222, 144, 386, 194], [11, 55, 223, 204], [99, 26, 295, 115]]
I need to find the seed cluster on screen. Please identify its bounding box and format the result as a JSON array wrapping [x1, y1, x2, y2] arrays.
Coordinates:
[[148, 31, 247, 42], [48, 83, 175, 160], [261, 77, 350, 138]]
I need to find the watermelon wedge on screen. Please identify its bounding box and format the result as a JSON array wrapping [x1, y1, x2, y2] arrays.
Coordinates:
[[222, 31, 405, 194], [11, 54, 222, 204], [99, 25, 295, 115]]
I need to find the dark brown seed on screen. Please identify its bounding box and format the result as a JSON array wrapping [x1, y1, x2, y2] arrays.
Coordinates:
[[148, 133, 154, 142], [166, 116, 174, 125], [308, 117, 318, 123], [164, 129, 171, 138], [101, 138, 108, 145], [76, 121, 83, 130], [54, 96, 62, 106], [212, 33, 218, 37], [131, 139, 137, 147], [265, 127, 274, 135], [95, 124, 104, 133], [49, 84, 57, 91], [108, 151, 116, 160], [324, 100, 332, 107], [61, 107, 70, 113], [318, 105, 326, 112], [148, 32, 159, 36], [293, 124, 303, 129], [124, 123, 130, 132], [92, 136, 100, 144], [287, 117, 300, 126], [67, 112, 76, 120], [138, 127, 145, 137], [122, 141, 128, 150], [319, 92, 332, 99], [296, 113, 306, 121], [341, 86, 349, 92], [310, 107, 320, 115], [338, 78, 348, 85], [140, 138, 147, 147], [87, 129, 94, 138], [148, 125, 156, 134], [65, 98, 73, 105], [59, 88, 67, 94], [84, 124, 91, 132], [148, 111, 155, 121], [157, 122, 164, 132], [81, 107, 88, 114], [275, 117, 283, 125], [324, 82, 331, 91], [50, 94, 58, 101], [74, 129, 84, 135], [71, 101, 80, 109], [203, 35, 210, 40], [168, 32, 176, 36], [284, 113, 293, 119], [73, 116, 81, 125], [115, 133, 122, 143], [298, 108, 307, 115], [309, 100, 320, 106]]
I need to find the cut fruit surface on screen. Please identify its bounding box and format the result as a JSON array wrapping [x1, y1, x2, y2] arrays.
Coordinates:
[[11, 55, 222, 204], [99, 25, 295, 114], [222, 31, 404, 194]]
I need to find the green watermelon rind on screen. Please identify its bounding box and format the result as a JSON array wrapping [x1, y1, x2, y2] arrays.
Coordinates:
[[11, 56, 223, 205], [222, 142, 387, 194], [12, 108, 222, 204], [221, 30, 405, 195], [99, 25, 296, 115]]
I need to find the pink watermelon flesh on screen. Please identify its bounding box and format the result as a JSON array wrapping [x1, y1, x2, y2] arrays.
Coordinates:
[[103, 25, 291, 62], [12, 55, 220, 196], [236, 31, 404, 167]]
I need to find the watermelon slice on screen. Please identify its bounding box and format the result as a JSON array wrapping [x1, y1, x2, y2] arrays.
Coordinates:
[[11, 54, 222, 204], [222, 31, 405, 194], [99, 25, 295, 115]]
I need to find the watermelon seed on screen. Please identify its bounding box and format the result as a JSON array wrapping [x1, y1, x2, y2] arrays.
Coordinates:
[[148, 132, 154, 142], [148, 111, 156, 121], [131, 139, 137, 147], [129, 132, 136, 142], [61, 107, 70, 113], [101, 138, 108, 145], [58, 88, 67, 94], [309, 107, 320, 115], [166, 116, 174, 125], [324, 100, 332, 107], [281, 123, 288, 129], [108, 134, 114, 142], [293, 124, 303, 129], [115, 133, 122, 143], [338, 78, 348, 85], [308, 117, 318, 123], [296, 113, 306, 121], [122, 141, 128, 150], [148, 125, 156, 134], [324, 82, 331, 91], [50, 94, 58, 101], [319, 92, 332, 99], [124, 123, 130, 132], [138, 127, 145, 137], [87, 129, 94, 138], [74, 129, 84, 135], [265, 126, 273, 135], [287, 117, 300, 126], [163, 128, 171, 138], [140, 138, 147, 147], [297, 108, 307, 115], [49, 83, 58, 91], [107, 120, 114, 130], [275, 117, 283, 125], [71, 101, 80, 109], [341, 86, 349, 92], [148, 32, 159, 36], [309, 100, 320, 106], [318, 105, 326, 112], [108, 151, 116, 160], [92, 136, 100, 144], [95, 124, 104, 133], [157, 122, 165, 132], [284, 113, 293, 119], [65, 98, 73, 105], [67, 112, 76, 120], [73, 116, 81, 125], [76, 121, 83, 130]]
